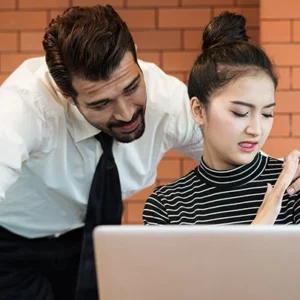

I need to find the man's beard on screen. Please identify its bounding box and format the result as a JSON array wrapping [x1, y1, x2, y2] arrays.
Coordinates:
[[107, 107, 145, 143], [78, 105, 146, 143]]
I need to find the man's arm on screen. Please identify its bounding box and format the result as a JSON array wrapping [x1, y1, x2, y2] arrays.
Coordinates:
[[0, 86, 44, 202]]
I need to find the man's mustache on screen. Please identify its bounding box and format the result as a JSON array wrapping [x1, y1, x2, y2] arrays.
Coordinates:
[[108, 108, 143, 129]]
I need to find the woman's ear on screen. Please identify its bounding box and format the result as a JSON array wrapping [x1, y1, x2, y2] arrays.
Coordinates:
[[190, 97, 206, 126]]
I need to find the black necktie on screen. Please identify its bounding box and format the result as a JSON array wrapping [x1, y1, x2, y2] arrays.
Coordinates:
[[75, 132, 123, 300]]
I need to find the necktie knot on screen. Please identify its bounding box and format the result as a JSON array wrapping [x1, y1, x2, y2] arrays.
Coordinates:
[[95, 132, 113, 155]]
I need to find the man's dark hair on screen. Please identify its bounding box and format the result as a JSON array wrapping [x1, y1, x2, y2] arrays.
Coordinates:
[[43, 5, 137, 101]]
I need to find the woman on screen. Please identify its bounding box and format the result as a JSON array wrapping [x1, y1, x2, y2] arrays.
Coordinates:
[[143, 11, 299, 226]]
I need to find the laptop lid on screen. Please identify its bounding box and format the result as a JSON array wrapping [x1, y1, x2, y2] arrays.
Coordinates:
[[93, 225, 300, 300]]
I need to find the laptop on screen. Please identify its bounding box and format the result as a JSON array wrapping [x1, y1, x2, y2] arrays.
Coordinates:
[[93, 225, 300, 300]]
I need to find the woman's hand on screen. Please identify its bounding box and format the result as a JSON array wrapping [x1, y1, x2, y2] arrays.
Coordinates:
[[252, 156, 299, 225], [283, 150, 300, 195]]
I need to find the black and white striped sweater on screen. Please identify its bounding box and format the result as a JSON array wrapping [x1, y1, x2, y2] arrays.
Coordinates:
[[143, 153, 300, 225]]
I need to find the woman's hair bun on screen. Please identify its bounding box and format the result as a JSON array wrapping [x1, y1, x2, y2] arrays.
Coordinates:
[[202, 11, 249, 52]]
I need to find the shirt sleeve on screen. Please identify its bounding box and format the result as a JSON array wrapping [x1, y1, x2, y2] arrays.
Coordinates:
[[0, 86, 45, 202], [167, 88, 203, 162], [143, 190, 170, 225]]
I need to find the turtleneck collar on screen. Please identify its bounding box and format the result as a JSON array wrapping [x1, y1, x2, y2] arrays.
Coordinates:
[[195, 152, 267, 187]]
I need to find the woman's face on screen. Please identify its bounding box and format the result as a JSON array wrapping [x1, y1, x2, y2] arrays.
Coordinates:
[[191, 72, 275, 170]]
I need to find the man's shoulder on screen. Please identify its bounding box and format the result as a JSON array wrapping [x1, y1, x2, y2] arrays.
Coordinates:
[[2, 57, 49, 95], [139, 59, 186, 90], [138, 59, 189, 115], [0, 56, 65, 121], [153, 168, 197, 197], [1, 56, 61, 106], [262, 154, 284, 175], [3, 56, 46, 85]]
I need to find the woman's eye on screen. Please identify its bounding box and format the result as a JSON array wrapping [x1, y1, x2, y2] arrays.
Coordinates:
[[262, 113, 274, 118], [232, 111, 249, 117]]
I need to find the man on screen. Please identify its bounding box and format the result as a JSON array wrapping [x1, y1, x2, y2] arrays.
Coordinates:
[[0, 5, 299, 300]]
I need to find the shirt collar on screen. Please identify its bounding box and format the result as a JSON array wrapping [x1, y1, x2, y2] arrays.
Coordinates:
[[196, 152, 267, 187], [67, 104, 100, 142], [41, 62, 101, 143]]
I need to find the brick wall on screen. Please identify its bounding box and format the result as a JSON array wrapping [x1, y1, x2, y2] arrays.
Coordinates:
[[3, 0, 293, 224], [260, 0, 300, 159]]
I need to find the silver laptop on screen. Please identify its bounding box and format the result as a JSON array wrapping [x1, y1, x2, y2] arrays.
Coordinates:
[[93, 225, 300, 300]]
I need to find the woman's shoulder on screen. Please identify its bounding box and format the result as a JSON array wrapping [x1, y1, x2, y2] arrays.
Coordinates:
[[151, 167, 199, 198]]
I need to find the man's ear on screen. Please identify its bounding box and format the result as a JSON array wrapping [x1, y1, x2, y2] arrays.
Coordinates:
[[190, 97, 206, 126], [56, 87, 75, 106]]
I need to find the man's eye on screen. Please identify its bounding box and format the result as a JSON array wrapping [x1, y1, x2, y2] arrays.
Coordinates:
[[94, 101, 110, 110], [125, 84, 138, 95]]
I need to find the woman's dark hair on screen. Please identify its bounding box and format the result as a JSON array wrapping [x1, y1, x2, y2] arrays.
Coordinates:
[[188, 11, 278, 107], [43, 5, 137, 101]]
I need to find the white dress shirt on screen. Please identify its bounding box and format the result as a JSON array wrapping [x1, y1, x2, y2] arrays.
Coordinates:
[[0, 57, 203, 238]]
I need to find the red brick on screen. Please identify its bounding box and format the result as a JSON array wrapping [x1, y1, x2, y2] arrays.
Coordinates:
[[121, 200, 128, 224], [262, 138, 300, 158], [20, 31, 44, 52], [158, 179, 174, 186], [248, 28, 259, 44], [292, 21, 300, 42], [0, 53, 42, 73], [183, 159, 199, 174], [157, 159, 181, 179], [213, 7, 259, 27], [73, 0, 124, 6], [128, 0, 178, 6], [292, 67, 300, 89], [236, 0, 259, 4], [276, 67, 290, 90], [0, 11, 47, 30], [132, 30, 181, 50], [292, 115, 300, 136], [0, 75, 9, 86], [167, 72, 186, 82], [49, 9, 65, 21], [261, 0, 300, 19], [128, 183, 157, 201], [159, 8, 211, 29], [275, 91, 300, 113], [126, 200, 146, 224], [184, 30, 204, 50], [162, 51, 198, 72], [0, 33, 18, 52], [118, 9, 156, 29], [0, 0, 15, 9], [182, 0, 233, 5], [138, 51, 160, 67], [263, 44, 300, 66], [183, 27, 256, 46], [19, 0, 68, 9], [261, 21, 291, 43], [183, 72, 189, 82], [164, 150, 188, 158], [269, 114, 290, 137]]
